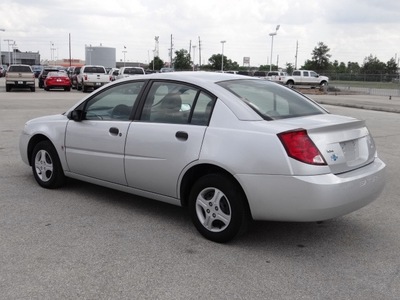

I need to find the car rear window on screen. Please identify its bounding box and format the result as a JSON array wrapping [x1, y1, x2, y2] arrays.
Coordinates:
[[85, 67, 106, 73], [124, 68, 144, 75], [8, 66, 32, 72], [217, 79, 326, 120]]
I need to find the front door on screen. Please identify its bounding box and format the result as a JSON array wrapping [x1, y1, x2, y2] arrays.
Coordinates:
[[65, 81, 144, 185]]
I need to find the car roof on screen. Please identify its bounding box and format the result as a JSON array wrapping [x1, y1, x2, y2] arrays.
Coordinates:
[[126, 71, 258, 85]]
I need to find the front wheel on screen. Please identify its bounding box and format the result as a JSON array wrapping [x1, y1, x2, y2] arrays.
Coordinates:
[[189, 174, 249, 243], [31, 141, 65, 189]]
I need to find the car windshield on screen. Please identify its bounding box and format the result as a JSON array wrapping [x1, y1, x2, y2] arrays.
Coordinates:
[[217, 79, 326, 120]]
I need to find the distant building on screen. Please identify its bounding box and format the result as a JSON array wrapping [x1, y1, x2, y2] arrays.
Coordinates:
[[1, 49, 40, 66], [85, 45, 116, 68]]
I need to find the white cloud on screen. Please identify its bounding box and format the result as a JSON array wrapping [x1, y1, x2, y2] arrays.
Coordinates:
[[1, 0, 399, 67]]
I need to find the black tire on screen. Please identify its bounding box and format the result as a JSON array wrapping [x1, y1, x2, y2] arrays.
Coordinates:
[[31, 86, 36, 92], [77, 81, 82, 91], [82, 84, 88, 93], [5, 84, 11, 92], [286, 80, 294, 88], [189, 174, 249, 243], [31, 141, 65, 189]]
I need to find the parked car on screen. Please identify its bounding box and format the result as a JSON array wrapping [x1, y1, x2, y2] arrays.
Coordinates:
[[44, 71, 71, 91], [70, 67, 81, 89], [19, 72, 386, 243], [108, 68, 119, 81], [160, 67, 174, 73], [32, 65, 43, 78], [38, 67, 62, 88], [5, 64, 35, 92], [253, 71, 268, 78], [115, 67, 145, 80], [0, 65, 7, 77]]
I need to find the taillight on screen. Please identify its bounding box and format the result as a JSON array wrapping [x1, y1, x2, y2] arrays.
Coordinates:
[[278, 129, 326, 165], [84, 74, 88, 80]]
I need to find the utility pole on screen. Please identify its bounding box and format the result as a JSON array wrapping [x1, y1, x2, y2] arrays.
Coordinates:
[[170, 34, 174, 67], [295, 40, 299, 70], [0, 29, 5, 66], [198, 36, 202, 67]]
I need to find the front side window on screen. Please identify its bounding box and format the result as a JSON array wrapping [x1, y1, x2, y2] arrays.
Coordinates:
[[217, 79, 326, 120], [84, 81, 144, 121]]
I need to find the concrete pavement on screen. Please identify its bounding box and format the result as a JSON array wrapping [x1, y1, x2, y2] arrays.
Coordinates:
[[308, 93, 400, 114]]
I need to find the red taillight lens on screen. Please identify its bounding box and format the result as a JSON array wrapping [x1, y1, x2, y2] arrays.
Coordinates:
[[278, 129, 326, 165]]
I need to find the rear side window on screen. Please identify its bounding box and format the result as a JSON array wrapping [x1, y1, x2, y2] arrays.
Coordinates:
[[140, 81, 215, 125], [217, 79, 326, 120]]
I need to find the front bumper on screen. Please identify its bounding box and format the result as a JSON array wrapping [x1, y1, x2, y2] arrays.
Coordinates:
[[237, 158, 386, 221]]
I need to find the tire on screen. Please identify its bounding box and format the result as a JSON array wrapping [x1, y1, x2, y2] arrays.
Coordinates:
[[189, 174, 249, 243], [44, 87, 49, 91], [286, 80, 294, 88], [5, 84, 11, 92], [31, 86, 36, 92], [65, 87, 70, 91], [31, 141, 65, 189], [82, 84, 88, 93], [77, 81, 82, 91]]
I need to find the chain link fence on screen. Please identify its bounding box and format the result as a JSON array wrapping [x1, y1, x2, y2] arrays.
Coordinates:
[[324, 73, 400, 97]]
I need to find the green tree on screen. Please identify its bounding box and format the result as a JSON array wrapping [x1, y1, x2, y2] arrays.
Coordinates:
[[361, 55, 385, 74], [173, 49, 191, 70], [385, 57, 398, 75], [208, 54, 239, 71], [285, 63, 294, 75], [302, 42, 331, 72], [148, 56, 164, 71], [347, 61, 361, 74]]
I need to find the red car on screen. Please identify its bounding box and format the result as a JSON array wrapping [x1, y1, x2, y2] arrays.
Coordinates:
[[44, 72, 71, 91]]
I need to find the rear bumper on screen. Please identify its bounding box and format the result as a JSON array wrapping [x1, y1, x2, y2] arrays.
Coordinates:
[[237, 158, 386, 221], [6, 80, 35, 87]]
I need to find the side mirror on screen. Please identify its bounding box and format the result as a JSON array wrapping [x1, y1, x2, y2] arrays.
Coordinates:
[[67, 110, 84, 121]]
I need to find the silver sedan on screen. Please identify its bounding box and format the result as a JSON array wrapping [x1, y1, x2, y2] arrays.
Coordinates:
[[19, 72, 386, 243]]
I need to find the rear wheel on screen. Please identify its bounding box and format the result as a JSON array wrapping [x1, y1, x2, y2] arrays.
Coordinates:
[[30, 86, 35, 92], [31, 141, 65, 189], [286, 80, 294, 88], [189, 174, 249, 243], [5, 84, 11, 92]]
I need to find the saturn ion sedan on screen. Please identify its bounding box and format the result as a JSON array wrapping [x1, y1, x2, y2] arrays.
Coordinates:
[[19, 72, 386, 243]]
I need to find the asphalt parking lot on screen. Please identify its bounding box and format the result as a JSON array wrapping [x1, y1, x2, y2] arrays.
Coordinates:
[[0, 78, 399, 299]]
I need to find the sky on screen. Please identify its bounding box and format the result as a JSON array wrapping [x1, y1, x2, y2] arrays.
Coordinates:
[[1, 0, 400, 68]]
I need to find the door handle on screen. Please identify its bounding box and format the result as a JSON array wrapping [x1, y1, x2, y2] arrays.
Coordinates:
[[109, 127, 120, 136], [175, 131, 188, 141]]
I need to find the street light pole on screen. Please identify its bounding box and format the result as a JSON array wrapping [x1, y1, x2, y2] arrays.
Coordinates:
[[4, 39, 13, 66], [269, 25, 280, 72], [0, 29, 5, 66], [220, 40, 226, 72]]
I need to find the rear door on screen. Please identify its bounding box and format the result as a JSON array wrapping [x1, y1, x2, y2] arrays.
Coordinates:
[[125, 81, 215, 198]]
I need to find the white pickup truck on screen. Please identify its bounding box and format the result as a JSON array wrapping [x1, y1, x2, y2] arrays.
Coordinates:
[[115, 67, 145, 80], [77, 65, 110, 92], [284, 70, 329, 88], [267, 71, 289, 85]]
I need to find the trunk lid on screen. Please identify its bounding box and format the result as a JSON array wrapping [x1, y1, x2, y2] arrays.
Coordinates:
[[276, 114, 376, 174]]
